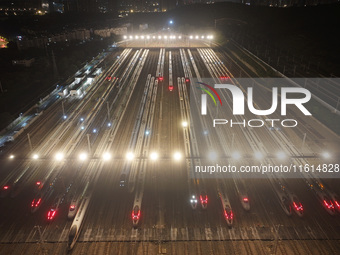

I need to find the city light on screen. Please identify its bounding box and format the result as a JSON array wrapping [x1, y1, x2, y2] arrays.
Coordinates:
[[209, 151, 217, 160], [276, 151, 286, 160], [79, 152, 87, 161], [182, 121, 188, 127], [9, 154, 14, 159], [231, 151, 241, 160], [102, 152, 111, 161], [32, 154, 39, 160], [126, 152, 134, 160], [169, 20, 173, 24], [321, 152, 331, 159], [173, 152, 182, 161], [123, 34, 213, 41], [150, 152, 158, 161], [55, 152, 64, 161], [254, 151, 263, 160]]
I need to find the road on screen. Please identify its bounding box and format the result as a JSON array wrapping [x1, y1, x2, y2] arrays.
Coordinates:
[[0, 44, 340, 255]]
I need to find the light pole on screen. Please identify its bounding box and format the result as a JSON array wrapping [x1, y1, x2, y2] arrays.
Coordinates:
[[86, 134, 91, 153], [334, 97, 340, 113], [61, 101, 65, 117], [231, 133, 235, 149], [106, 101, 110, 120], [301, 133, 306, 151], [27, 133, 33, 152]]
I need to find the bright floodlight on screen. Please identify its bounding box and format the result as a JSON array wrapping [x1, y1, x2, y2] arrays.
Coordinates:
[[79, 152, 87, 161], [93, 129, 97, 133], [173, 152, 182, 161], [150, 152, 158, 161], [232, 151, 241, 160], [158, 35, 162, 39], [141, 35, 145, 39], [63, 115, 67, 119], [164, 35, 167, 39], [276, 151, 286, 160], [33, 154, 39, 160], [153, 36, 156, 39], [102, 152, 111, 161], [179, 36, 182, 39], [123, 35, 127, 39], [9, 154, 14, 159], [189, 35, 193, 39], [129, 35, 133, 39], [55, 152, 64, 161], [254, 152, 263, 160], [146, 35, 150, 39], [321, 152, 331, 159], [182, 121, 188, 128], [201, 36, 205, 39], [126, 152, 134, 160], [169, 20, 173, 24], [135, 35, 139, 39], [195, 35, 199, 39], [209, 151, 217, 160]]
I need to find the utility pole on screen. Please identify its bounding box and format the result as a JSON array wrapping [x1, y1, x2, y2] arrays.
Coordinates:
[[62, 101, 65, 117], [301, 133, 306, 151], [231, 133, 235, 149], [106, 101, 110, 120], [27, 133, 33, 152], [86, 134, 91, 153]]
